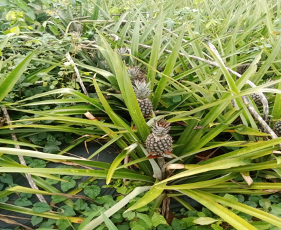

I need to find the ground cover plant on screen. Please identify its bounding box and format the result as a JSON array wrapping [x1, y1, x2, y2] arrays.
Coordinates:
[[1, 0, 281, 229]]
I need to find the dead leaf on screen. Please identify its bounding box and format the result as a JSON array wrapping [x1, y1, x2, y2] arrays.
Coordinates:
[[0, 216, 33, 230], [241, 172, 253, 186]]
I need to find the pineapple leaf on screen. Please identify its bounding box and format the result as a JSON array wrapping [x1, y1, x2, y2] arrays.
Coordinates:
[[0, 50, 37, 103], [106, 143, 138, 184], [272, 82, 281, 119], [156, 158, 251, 184], [147, 12, 164, 92], [131, 17, 140, 59], [152, 25, 185, 109], [125, 182, 167, 212], [92, 77, 152, 175], [97, 31, 150, 142], [197, 191, 281, 229], [180, 190, 258, 230]]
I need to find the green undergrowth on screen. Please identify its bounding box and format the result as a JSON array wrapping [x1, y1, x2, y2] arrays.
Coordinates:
[[2, 175, 281, 230]]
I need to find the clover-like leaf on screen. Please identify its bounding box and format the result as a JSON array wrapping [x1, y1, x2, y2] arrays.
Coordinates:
[[61, 176, 76, 192], [56, 219, 71, 230], [74, 199, 88, 211], [14, 197, 32, 207], [0, 174, 13, 184], [60, 205, 76, 216], [84, 185, 101, 199], [151, 213, 167, 227], [123, 211, 136, 220], [51, 195, 67, 203], [31, 216, 43, 226], [33, 202, 51, 213]]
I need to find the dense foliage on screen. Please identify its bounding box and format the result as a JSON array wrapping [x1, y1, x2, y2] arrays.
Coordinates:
[[1, 0, 281, 229]]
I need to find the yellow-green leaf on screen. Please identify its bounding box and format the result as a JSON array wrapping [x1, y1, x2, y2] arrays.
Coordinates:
[[106, 143, 138, 184], [235, 126, 270, 136], [126, 183, 166, 212], [0, 50, 36, 102]]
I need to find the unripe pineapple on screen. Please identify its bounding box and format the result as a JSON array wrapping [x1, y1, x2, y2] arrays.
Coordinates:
[[146, 119, 173, 158], [127, 67, 146, 85], [133, 80, 153, 118], [274, 121, 281, 136], [250, 93, 262, 106]]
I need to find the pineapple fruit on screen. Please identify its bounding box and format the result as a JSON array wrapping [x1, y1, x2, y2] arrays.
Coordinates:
[[274, 121, 281, 136], [133, 80, 153, 118], [250, 93, 262, 106], [146, 119, 173, 158]]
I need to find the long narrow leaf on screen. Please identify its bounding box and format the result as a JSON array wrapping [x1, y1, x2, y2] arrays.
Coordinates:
[[126, 182, 166, 212], [15, 88, 104, 111], [147, 13, 163, 91], [131, 17, 140, 57], [180, 190, 257, 230], [0, 167, 155, 183], [272, 82, 281, 119], [199, 191, 281, 228], [0, 50, 36, 102], [0, 139, 41, 148], [252, 36, 281, 84], [82, 186, 151, 230], [0, 202, 83, 223], [0, 147, 86, 161], [88, 135, 123, 160], [101, 212, 118, 230], [156, 158, 250, 185], [155, 173, 238, 190], [98, 33, 150, 141], [92, 76, 153, 175], [106, 143, 138, 184], [152, 27, 185, 108], [200, 137, 281, 164], [13, 116, 123, 129]]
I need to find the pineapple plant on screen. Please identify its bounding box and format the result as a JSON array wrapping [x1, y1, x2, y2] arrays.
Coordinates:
[[145, 119, 173, 158], [127, 66, 146, 85], [274, 121, 281, 136], [250, 93, 262, 106], [133, 80, 153, 118]]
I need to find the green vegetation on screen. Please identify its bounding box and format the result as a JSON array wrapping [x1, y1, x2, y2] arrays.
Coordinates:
[[1, 0, 281, 229]]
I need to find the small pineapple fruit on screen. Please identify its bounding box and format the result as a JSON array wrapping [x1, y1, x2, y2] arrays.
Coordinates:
[[250, 93, 262, 106], [274, 121, 281, 136], [133, 80, 153, 118], [128, 67, 146, 85], [146, 119, 173, 158]]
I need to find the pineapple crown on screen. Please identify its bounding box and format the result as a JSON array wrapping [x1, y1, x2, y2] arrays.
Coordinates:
[[152, 119, 171, 136], [101, 60, 109, 68], [133, 80, 151, 99], [128, 67, 143, 81], [118, 47, 129, 55]]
